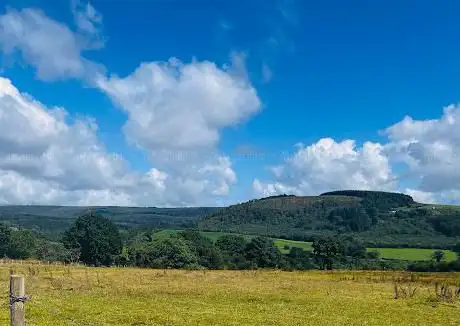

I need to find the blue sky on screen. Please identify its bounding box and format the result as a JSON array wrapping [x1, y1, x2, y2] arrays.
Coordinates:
[[1, 0, 460, 206]]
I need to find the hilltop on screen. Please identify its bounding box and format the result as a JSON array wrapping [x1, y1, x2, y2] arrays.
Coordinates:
[[198, 190, 460, 248]]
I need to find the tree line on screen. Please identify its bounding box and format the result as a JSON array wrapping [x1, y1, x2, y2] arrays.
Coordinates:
[[2, 212, 459, 272]]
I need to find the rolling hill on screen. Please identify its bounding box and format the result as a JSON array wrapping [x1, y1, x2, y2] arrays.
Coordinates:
[[198, 191, 460, 248], [0, 205, 219, 239]]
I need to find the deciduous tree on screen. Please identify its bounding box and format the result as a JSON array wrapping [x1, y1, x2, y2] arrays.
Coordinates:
[[432, 250, 445, 263], [244, 236, 282, 268], [312, 237, 344, 270], [63, 212, 122, 266]]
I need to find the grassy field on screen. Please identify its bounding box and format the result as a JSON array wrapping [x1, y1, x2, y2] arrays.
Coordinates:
[[0, 263, 459, 325], [277, 241, 458, 261], [432, 204, 460, 212], [274, 239, 313, 253], [156, 230, 458, 261], [367, 248, 458, 262]]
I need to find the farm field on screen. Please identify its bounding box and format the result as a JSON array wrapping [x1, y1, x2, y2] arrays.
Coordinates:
[[277, 242, 458, 261], [0, 263, 459, 325], [367, 248, 458, 262]]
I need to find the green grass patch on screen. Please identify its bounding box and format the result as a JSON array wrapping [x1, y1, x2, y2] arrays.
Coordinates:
[[200, 231, 254, 242], [274, 239, 313, 253], [431, 204, 460, 216], [367, 248, 457, 262], [154, 229, 181, 239], [155, 229, 255, 242], [432, 204, 460, 211]]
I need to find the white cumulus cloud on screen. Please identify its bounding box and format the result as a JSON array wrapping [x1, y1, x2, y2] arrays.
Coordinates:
[[253, 138, 395, 197], [383, 105, 460, 203], [0, 7, 103, 81], [95, 56, 261, 151], [0, 77, 136, 205]]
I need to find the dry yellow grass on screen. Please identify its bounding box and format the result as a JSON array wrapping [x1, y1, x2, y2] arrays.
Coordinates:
[[0, 263, 459, 325]]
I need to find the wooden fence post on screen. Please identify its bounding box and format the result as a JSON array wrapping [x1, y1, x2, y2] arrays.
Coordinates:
[[9, 275, 28, 326]]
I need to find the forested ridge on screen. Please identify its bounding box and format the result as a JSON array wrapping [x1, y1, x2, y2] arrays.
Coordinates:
[[0, 205, 218, 240], [199, 190, 460, 248]]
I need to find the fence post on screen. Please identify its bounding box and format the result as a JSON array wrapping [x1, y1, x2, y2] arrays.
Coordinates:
[[9, 275, 27, 326]]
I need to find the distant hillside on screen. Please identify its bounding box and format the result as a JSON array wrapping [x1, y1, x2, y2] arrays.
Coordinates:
[[0, 205, 219, 239], [199, 191, 460, 248], [1, 190, 459, 248]]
